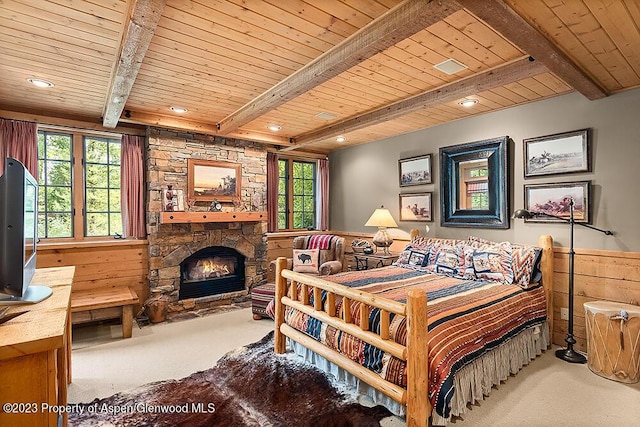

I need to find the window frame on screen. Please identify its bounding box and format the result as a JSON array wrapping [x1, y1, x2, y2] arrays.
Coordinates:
[[37, 126, 122, 242], [277, 157, 317, 231]]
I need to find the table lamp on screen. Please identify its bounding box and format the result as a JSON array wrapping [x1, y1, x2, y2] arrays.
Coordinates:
[[365, 205, 398, 255]]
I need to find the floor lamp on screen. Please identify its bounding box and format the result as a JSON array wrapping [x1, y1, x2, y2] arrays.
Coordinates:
[[513, 198, 613, 364]]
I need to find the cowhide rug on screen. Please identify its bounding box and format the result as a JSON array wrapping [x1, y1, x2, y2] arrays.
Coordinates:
[[69, 332, 392, 426]]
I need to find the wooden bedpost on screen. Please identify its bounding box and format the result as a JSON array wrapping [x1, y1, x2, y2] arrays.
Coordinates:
[[274, 257, 288, 354], [410, 228, 420, 241], [538, 235, 554, 344], [406, 289, 429, 427]]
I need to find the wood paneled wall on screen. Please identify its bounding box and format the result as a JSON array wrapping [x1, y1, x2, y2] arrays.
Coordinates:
[[552, 247, 640, 352], [36, 240, 149, 313]]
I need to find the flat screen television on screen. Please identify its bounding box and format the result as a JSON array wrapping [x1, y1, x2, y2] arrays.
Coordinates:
[[0, 157, 52, 305]]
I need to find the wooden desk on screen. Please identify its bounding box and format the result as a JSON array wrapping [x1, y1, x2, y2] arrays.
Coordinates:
[[0, 266, 75, 427]]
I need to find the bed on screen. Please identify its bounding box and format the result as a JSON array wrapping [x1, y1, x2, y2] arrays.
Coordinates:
[[271, 233, 554, 426]]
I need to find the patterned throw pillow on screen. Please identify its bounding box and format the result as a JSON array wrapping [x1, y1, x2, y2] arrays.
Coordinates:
[[471, 241, 513, 284], [458, 245, 476, 279], [393, 247, 429, 269], [407, 250, 428, 267], [511, 245, 542, 288], [293, 249, 320, 274], [434, 245, 460, 275]]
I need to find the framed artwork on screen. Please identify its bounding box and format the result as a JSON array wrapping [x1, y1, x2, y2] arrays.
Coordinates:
[[399, 154, 432, 187], [524, 129, 590, 177], [187, 159, 241, 202], [399, 192, 432, 221], [524, 181, 590, 223]]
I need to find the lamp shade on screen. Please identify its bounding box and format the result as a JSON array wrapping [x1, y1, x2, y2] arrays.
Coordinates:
[[365, 207, 398, 228]]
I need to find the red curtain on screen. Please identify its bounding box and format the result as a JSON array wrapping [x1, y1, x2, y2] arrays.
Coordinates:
[[266, 152, 279, 232], [317, 158, 329, 230], [0, 118, 38, 178], [121, 134, 146, 238]]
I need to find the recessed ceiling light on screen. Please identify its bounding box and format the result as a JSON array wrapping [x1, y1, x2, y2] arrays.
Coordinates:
[[336, 136, 346, 143], [170, 106, 188, 113], [433, 58, 468, 75], [316, 112, 337, 120], [458, 98, 479, 107], [27, 78, 54, 88], [267, 124, 282, 131]]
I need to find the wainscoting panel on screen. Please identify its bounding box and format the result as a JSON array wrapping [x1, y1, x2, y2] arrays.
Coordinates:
[[36, 240, 149, 313], [553, 247, 640, 352]]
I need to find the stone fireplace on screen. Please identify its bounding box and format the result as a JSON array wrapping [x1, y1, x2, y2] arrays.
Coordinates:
[[146, 128, 268, 314]]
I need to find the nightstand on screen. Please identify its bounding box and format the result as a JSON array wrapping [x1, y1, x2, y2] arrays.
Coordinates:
[[353, 252, 398, 271]]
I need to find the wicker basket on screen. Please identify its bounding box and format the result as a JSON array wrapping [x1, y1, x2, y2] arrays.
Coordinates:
[[351, 239, 370, 253]]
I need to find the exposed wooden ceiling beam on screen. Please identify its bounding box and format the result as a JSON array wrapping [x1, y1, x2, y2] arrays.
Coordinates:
[[119, 111, 291, 146], [216, 0, 461, 135], [0, 109, 146, 136], [283, 57, 547, 150], [102, 0, 166, 128], [457, 0, 607, 100]]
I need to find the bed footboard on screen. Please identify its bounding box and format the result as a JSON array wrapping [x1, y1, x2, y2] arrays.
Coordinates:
[[273, 257, 430, 427]]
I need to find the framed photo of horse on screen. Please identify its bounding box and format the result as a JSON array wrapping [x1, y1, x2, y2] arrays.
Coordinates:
[[523, 129, 590, 178], [524, 181, 590, 223], [399, 192, 432, 222], [399, 154, 432, 187]]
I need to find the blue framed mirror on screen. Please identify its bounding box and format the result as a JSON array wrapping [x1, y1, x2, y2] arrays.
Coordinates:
[[439, 136, 510, 228]]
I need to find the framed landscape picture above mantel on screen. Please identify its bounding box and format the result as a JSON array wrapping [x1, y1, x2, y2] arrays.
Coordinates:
[[188, 159, 241, 202], [399, 154, 432, 187], [523, 128, 590, 177]]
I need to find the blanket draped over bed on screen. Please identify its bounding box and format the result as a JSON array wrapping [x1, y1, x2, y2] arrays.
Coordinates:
[[274, 265, 547, 422]]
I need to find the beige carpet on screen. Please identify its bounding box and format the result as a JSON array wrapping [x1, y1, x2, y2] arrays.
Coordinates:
[[69, 307, 640, 426]]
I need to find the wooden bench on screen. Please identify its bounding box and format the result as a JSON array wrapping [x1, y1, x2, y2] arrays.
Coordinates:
[[71, 287, 139, 338]]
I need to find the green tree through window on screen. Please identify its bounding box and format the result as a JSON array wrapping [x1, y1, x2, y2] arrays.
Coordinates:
[[37, 129, 122, 239], [278, 158, 316, 230], [38, 131, 73, 238], [84, 137, 122, 236]]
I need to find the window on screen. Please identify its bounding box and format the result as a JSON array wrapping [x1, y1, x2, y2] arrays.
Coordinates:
[[277, 158, 316, 230], [84, 137, 122, 236], [37, 129, 122, 239]]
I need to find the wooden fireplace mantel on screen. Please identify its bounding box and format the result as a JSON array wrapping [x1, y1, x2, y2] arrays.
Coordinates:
[[160, 211, 267, 224]]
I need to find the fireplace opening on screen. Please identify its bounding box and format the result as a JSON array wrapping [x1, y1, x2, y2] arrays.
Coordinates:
[[179, 246, 245, 300]]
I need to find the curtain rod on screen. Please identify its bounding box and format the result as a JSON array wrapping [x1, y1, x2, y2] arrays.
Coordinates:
[[38, 123, 126, 139]]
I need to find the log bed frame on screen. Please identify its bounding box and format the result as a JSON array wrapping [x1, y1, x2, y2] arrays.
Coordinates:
[[274, 233, 554, 427]]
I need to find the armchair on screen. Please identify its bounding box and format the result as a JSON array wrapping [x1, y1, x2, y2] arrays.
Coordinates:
[[252, 234, 345, 320], [291, 234, 345, 276]]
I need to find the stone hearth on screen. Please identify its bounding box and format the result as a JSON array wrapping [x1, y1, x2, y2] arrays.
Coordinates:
[[146, 128, 268, 314]]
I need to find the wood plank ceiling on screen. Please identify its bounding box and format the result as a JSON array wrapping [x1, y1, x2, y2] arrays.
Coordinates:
[[0, 0, 638, 154]]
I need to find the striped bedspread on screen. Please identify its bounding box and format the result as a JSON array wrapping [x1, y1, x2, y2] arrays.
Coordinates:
[[283, 265, 547, 420]]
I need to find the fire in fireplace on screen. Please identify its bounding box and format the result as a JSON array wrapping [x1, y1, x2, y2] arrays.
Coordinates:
[[179, 247, 245, 300]]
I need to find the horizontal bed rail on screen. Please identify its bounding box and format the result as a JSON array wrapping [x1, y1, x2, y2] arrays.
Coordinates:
[[282, 296, 407, 360], [274, 257, 430, 426], [280, 324, 407, 404], [281, 269, 407, 315]]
